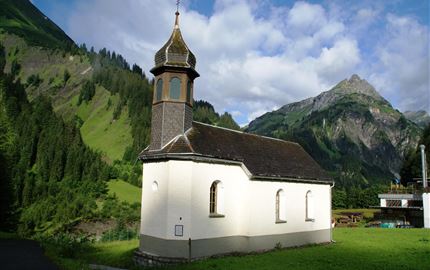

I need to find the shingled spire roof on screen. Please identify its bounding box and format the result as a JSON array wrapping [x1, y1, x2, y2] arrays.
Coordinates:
[[151, 11, 197, 74]]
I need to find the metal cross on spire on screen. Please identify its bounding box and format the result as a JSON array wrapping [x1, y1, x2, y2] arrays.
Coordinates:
[[174, 0, 180, 28]]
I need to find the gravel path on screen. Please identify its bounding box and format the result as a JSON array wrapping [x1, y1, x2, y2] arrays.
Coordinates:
[[0, 239, 58, 270]]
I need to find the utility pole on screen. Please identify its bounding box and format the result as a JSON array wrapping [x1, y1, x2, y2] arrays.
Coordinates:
[[420, 145, 427, 188]]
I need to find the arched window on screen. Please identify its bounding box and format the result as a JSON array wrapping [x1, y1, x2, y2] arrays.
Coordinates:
[[306, 190, 314, 221], [186, 80, 192, 103], [152, 181, 158, 192], [209, 181, 224, 216], [276, 189, 286, 223], [169, 77, 181, 100], [156, 79, 163, 101]]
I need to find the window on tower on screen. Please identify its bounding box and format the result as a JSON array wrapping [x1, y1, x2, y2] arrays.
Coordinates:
[[169, 77, 181, 100], [156, 79, 163, 101], [186, 80, 192, 103]]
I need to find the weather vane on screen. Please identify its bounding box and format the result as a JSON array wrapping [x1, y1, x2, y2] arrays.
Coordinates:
[[176, 0, 180, 12]]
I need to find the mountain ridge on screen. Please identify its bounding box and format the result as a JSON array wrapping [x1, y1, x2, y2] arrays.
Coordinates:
[[247, 74, 421, 187], [404, 110, 430, 128], [0, 0, 75, 50]]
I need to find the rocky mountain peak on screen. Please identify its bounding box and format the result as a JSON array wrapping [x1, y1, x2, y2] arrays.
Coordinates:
[[333, 74, 384, 101], [278, 74, 388, 114]]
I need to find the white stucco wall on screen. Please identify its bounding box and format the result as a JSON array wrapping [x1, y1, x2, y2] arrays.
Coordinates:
[[423, 193, 430, 229], [141, 160, 332, 240]]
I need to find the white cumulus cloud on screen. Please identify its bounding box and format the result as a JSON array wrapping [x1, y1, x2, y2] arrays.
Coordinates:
[[64, 0, 428, 124]]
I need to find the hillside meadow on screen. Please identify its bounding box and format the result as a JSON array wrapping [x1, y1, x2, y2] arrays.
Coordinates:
[[35, 228, 429, 270]]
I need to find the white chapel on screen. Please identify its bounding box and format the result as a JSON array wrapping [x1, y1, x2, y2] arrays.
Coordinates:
[[138, 10, 334, 261]]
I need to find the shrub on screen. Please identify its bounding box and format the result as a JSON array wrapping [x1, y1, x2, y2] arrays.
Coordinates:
[[38, 233, 92, 258], [100, 227, 138, 242], [26, 74, 43, 87]]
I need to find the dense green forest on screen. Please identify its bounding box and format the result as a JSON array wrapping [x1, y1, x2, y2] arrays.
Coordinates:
[[193, 100, 240, 130], [0, 45, 140, 235], [400, 124, 430, 185]]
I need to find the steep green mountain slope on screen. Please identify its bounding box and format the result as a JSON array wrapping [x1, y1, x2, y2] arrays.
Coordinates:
[[247, 75, 421, 187], [0, 0, 239, 165], [0, 0, 75, 50], [0, 33, 134, 162], [0, 45, 110, 233]]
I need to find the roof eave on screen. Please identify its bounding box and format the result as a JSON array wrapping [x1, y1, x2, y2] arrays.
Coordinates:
[[150, 65, 200, 79], [139, 152, 333, 184], [250, 175, 333, 185]]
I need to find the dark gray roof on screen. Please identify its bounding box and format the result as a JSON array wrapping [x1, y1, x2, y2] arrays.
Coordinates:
[[140, 122, 332, 184]]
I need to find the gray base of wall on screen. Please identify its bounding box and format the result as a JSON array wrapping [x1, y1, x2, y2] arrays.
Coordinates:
[[138, 229, 330, 262], [134, 250, 189, 268]]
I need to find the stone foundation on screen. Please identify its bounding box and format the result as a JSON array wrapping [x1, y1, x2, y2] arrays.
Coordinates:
[[133, 250, 189, 268]]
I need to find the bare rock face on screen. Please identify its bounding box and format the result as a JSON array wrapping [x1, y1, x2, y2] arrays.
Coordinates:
[[247, 74, 422, 186]]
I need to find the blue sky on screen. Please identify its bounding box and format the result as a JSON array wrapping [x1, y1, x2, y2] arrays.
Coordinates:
[[32, 0, 429, 125]]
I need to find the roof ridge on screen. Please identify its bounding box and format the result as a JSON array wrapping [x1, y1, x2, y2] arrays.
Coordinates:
[[192, 121, 300, 146], [183, 132, 195, 152]]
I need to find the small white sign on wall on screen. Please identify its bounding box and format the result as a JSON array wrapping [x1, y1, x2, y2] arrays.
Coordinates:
[[174, 225, 183, 236]]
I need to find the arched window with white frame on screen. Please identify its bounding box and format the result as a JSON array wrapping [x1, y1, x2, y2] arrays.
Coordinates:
[[276, 189, 286, 223], [306, 190, 315, 221], [209, 181, 224, 217]]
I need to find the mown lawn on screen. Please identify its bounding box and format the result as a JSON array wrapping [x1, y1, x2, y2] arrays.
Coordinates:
[[83, 239, 139, 269], [65, 228, 430, 270], [108, 179, 142, 204]]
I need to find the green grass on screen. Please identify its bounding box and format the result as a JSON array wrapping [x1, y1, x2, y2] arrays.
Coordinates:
[[108, 180, 141, 204], [83, 239, 139, 268], [42, 228, 430, 270], [78, 86, 132, 162], [0, 231, 18, 239], [167, 228, 430, 270]]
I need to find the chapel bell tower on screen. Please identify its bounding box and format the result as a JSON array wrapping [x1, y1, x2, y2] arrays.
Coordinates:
[[149, 11, 199, 150]]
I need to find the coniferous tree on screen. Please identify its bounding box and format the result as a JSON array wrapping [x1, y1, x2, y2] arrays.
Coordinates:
[[400, 124, 430, 185]]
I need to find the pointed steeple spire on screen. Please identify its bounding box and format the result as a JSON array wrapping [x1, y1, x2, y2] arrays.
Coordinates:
[[175, 0, 180, 28], [174, 11, 180, 29], [151, 5, 198, 75], [148, 3, 199, 150]]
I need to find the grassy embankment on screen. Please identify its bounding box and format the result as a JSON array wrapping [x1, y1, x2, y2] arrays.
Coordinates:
[[71, 86, 133, 162], [108, 179, 141, 204]]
